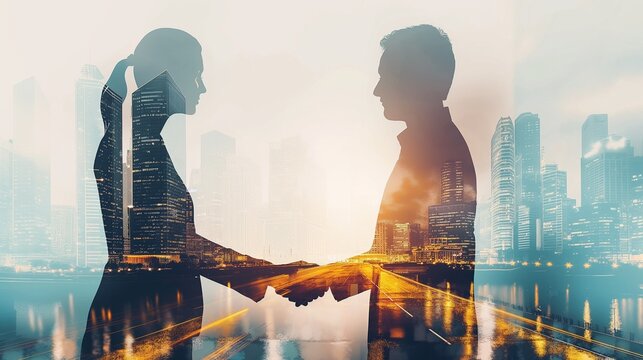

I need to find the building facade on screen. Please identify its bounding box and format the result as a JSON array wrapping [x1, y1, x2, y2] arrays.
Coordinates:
[[491, 117, 515, 262]]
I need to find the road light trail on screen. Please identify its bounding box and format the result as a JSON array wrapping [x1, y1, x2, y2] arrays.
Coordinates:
[[366, 275, 413, 318], [378, 265, 643, 359], [428, 328, 452, 345]]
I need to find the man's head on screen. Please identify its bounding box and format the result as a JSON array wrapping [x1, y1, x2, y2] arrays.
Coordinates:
[[373, 25, 455, 120]]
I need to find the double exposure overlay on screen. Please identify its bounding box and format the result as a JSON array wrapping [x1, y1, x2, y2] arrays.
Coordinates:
[[0, 1, 641, 359]]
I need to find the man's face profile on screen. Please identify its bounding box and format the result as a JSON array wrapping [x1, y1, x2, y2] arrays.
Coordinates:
[[374, 49, 407, 121], [374, 49, 435, 121], [373, 39, 453, 121]]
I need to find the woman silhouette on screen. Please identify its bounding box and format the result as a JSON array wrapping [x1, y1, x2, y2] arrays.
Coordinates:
[[81, 28, 263, 359]]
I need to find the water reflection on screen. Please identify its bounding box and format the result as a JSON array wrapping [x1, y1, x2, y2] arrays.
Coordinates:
[[610, 298, 621, 335], [0, 265, 638, 359], [474, 272, 641, 343]]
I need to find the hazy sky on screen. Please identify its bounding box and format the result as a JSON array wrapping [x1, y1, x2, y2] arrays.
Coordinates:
[[513, 0, 643, 202], [1, 0, 641, 262]]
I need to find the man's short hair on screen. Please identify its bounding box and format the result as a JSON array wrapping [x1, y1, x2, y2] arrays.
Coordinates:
[[380, 24, 455, 100]]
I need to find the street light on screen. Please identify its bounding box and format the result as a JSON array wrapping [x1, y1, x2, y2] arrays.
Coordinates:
[[564, 262, 573, 269]]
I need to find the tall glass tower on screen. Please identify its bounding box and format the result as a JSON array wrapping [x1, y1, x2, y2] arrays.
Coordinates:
[[542, 164, 567, 254], [491, 117, 515, 262], [76, 64, 105, 267], [130, 72, 187, 257], [582, 135, 634, 206], [627, 156, 643, 257], [581, 114, 608, 156], [581, 114, 608, 207], [514, 112, 542, 257]]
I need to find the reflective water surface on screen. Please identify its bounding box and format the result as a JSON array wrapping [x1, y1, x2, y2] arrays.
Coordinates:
[[0, 264, 640, 359]]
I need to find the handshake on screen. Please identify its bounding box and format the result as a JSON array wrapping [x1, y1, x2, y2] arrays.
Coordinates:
[[199, 251, 376, 307]]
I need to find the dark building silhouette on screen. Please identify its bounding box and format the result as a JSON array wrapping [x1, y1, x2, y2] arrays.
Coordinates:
[[428, 160, 476, 261], [130, 71, 188, 257], [96, 86, 124, 262], [123, 149, 133, 255], [441, 160, 464, 204]]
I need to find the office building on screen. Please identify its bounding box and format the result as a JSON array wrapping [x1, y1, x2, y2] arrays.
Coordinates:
[[514, 112, 542, 257], [130, 72, 186, 257], [491, 117, 515, 261], [75, 64, 106, 267]]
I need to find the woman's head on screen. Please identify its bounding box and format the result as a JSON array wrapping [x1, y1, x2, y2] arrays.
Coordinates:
[[130, 28, 206, 115]]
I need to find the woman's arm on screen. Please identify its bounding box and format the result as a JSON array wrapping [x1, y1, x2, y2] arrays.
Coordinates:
[[186, 232, 271, 267]]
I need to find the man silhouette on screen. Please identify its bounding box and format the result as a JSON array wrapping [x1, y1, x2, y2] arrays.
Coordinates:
[[371, 24, 477, 264], [272, 25, 479, 358], [364, 23, 479, 356]]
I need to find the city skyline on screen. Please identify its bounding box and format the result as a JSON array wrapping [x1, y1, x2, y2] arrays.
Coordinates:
[[486, 112, 642, 263], [1, 69, 641, 267]]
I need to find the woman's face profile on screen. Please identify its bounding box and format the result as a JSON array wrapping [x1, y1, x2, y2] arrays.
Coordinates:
[[133, 28, 207, 115], [174, 52, 206, 115]]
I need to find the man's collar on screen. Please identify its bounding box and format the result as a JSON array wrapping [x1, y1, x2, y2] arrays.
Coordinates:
[[397, 106, 451, 145]]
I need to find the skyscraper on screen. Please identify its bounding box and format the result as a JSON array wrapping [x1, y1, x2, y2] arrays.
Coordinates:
[[625, 156, 643, 258], [130, 72, 186, 257], [568, 202, 620, 260], [96, 79, 124, 264], [542, 164, 567, 254], [0, 141, 12, 254], [581, 114, 608, 156], [391, 222, 411, 256], [580, 114, 609, 207], [123, 150, 133, 255], [75, 64, 105, 267], [50, 205, 76, 262], [12, 78, 51, 257], [371, 222, 391, 255], [441, 160, 464, 204], [514, 112, 542, 257], [491, 117, 515, 262], [581, 135, 634, 207], [427, 160, 476, 261]]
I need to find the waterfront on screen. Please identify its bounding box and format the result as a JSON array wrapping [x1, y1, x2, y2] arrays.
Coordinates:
[[0, 265, 640, 359]]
